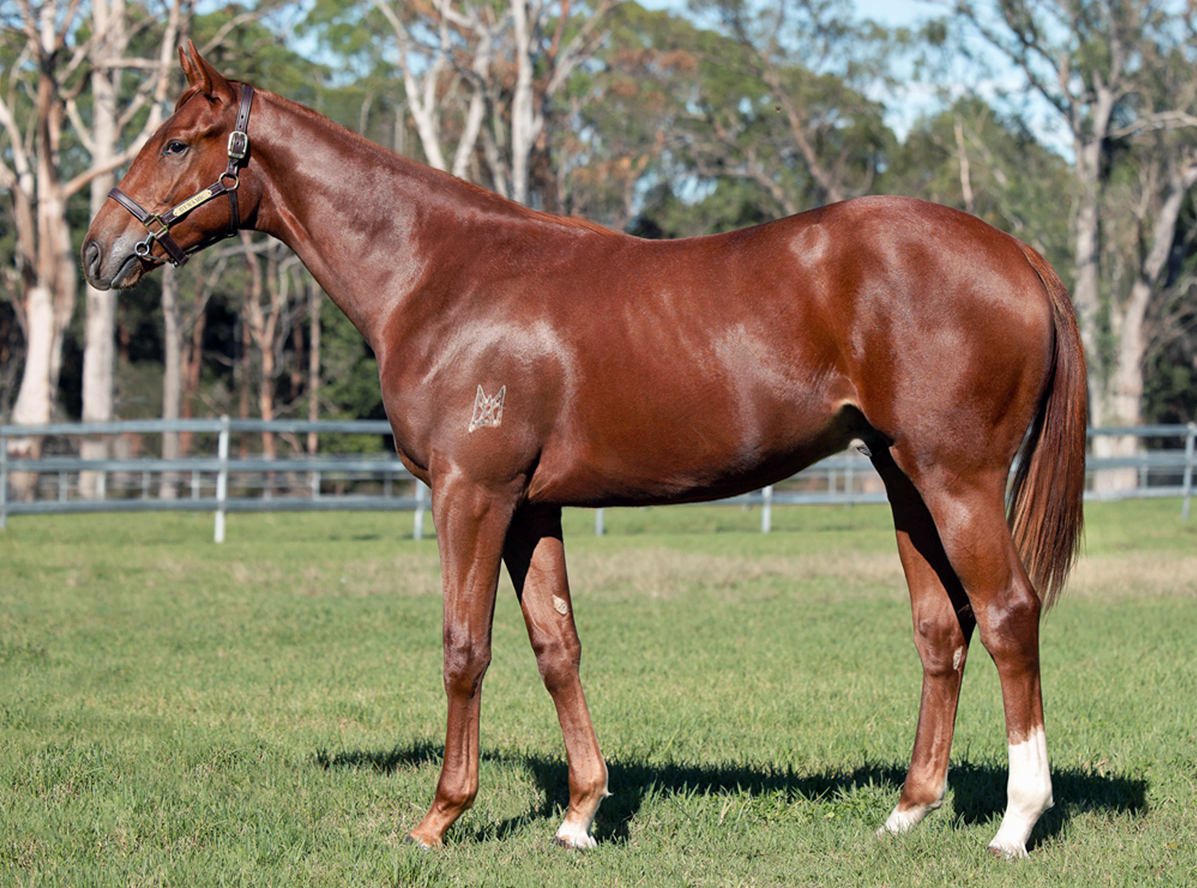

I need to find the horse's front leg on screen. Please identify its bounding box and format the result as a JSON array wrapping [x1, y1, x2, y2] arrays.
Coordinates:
[[504, 507, 608, 849], [408, 478, 517, 848]]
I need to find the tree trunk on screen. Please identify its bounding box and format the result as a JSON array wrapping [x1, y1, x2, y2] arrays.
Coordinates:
[[8, 50, 76, 501], [79, 0, 124, 499], [160, 265, 182, 499], [7, 282, 57, 500], [1072, 138, 1106, 419], [510, 0, 539, 205], [1092, 153, 1197, 492], [307, 279, 321, 455]]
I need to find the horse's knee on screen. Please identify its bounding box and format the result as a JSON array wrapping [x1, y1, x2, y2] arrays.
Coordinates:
[[443, 631, 492, 696], [911, 607, 969, 678]]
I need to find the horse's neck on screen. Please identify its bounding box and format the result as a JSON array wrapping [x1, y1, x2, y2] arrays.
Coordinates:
[[250, 91, 505, 348]]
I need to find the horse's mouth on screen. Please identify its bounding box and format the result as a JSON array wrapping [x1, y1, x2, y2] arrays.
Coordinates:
[[110, 253, 145, 289]]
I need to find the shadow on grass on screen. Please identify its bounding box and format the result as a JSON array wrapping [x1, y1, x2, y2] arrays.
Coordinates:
[[946, 759, 1147, 851], [314, 742, 1146, 850]]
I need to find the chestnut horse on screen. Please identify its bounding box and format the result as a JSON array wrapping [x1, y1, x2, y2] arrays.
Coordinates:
[[83, 44, 1086, 858]]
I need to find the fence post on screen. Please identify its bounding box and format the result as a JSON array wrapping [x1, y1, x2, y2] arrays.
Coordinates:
[[413, 479, 426, 540], [214, 415, 230, 543], [1, 430, 7, 530], [1184, 422, 1195, 521], [761, 485, 773, 533], [595, 508, 605, 537]]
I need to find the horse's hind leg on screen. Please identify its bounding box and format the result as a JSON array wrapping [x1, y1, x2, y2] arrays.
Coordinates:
[[873, 448, 976, 834], [898, 458, 1054, 858], [503, 507, 608, 849]]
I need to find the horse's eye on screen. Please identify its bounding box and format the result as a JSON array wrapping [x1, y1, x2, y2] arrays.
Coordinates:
[[164, 140, 188, 156]]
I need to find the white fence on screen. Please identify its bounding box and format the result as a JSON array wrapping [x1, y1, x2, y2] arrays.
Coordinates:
[[1, 419, 1193, 539]]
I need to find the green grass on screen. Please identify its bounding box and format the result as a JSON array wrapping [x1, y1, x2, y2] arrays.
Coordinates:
[[1, 500, 1195, 887]]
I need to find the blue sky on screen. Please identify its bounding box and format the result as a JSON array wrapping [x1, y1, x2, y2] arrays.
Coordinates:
[[851, 0, 937, 26], [635, 0, 1070, 152]]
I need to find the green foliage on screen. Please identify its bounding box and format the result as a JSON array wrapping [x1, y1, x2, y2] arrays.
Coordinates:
[[632, 177, 778, 237], [600, 0, 895, 230], [1, 501, 1195, 885], [316, 306, 388, 452], [1143, 337, 1197, 424]]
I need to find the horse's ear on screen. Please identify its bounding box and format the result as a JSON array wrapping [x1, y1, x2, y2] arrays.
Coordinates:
[[178, 40, 237, 103]]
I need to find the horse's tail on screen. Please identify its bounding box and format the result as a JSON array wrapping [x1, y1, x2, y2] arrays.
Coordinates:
[[1007, 243, 1088, 610]]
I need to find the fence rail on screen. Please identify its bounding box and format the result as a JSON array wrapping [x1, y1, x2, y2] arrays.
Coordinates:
[[2, 418, 1194, 539]]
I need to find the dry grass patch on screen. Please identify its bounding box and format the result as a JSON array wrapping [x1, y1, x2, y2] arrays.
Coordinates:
[[1067, 553, 1197, 600], [567, 547, 907, 602], [219, 554, 443, 598]]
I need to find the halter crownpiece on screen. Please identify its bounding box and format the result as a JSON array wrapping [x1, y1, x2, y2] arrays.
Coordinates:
[[108, 83, 255, 268]]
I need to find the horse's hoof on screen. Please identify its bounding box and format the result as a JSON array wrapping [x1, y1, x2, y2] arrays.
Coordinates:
[[554, 828, 597, 850], [987, 840, 1029, 860]]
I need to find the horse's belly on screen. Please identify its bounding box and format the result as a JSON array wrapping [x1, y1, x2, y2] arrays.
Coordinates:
[[528, 379, 861, 507]]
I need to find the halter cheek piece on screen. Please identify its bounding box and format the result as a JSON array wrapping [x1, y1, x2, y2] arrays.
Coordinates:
[[107, 83, 254, 268]]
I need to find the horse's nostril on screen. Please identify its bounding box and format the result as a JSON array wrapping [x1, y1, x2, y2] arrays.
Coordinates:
[[83, 240, 101, 275]]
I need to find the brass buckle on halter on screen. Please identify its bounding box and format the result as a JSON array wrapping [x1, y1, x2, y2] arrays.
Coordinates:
[[133, 215, 170, 256], [143, 214, 169, 237], [228, 130, 249, 161]]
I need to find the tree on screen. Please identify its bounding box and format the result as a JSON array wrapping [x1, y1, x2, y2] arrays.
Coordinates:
[[681, 0, 895, 212], [561, 2, 704, 229], [79, 0, 187, 497], [0, 0, 183, 498], [306, 0, 617, 206], [955, 0, 1197, 486], [1, 0, 91, 494]]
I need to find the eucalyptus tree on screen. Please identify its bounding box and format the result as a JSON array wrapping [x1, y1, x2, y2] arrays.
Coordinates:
[[0, 0, 184, 497], [304, 0, 616, 207], [954, 0, 1197, 484], [678, 0, 895, 213]]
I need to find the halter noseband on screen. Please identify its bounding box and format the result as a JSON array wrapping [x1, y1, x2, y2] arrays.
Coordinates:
[[108, 83, 255, 268]]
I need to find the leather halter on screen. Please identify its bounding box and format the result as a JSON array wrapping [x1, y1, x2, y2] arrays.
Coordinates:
[[107, 83, 254, 268]]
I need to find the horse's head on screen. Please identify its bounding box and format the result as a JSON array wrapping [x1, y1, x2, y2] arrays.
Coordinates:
[[82, 41, 255, 290]]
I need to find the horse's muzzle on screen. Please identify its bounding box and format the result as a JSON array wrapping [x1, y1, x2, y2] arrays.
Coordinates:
[[82, 238, 143, 291]]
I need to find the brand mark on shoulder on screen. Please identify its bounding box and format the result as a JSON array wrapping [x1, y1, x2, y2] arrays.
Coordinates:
[[468, 385, 506, 432]]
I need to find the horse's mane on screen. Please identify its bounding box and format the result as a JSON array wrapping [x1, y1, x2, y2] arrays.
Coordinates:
[[454, 177, 616, 234], [258, 86, 619, 237]]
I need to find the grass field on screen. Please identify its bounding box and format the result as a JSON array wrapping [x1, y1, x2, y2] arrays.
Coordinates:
[[1, 499, 1195, 887]]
